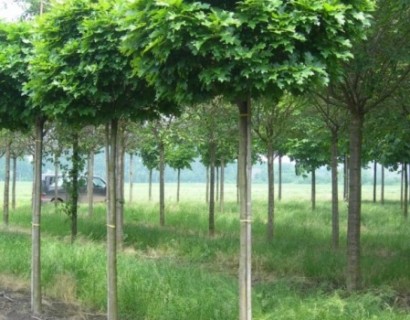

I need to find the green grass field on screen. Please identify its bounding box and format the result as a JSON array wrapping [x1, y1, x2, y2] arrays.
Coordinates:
[[1, 182, 409, 319]]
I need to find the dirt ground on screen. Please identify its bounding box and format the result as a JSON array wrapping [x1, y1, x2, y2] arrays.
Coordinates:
[[0, 286, 106, 320]]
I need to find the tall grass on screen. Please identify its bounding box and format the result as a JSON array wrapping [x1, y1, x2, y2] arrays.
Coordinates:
[[1, 182, 410, 319]]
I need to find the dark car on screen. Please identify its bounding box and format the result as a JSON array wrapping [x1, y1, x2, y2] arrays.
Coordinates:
[[41, 174, 107, 203]]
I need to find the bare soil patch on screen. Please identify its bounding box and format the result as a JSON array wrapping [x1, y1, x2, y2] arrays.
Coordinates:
[[0, 286, 105, 320]]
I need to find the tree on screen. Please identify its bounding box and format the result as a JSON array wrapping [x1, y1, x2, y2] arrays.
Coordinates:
[[252, 94, 299, 241], [324, 0, 410, 290], [121, 1, 373, 317], [26, 1, 165, 317]]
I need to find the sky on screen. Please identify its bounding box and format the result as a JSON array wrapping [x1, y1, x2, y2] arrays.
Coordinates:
[[0, 0, 24, 21]]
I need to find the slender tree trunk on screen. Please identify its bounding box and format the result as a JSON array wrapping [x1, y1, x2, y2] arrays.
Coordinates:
[[236, 161, 240, 204], [344, 155, 349, 201], [129, 153, 134, 203], [373, 161, 377, 203], [401, 165, 404, 209], [267, 144, 275, 241], [148, 169, 152, 201], [278, 155, 282, 201], [87, 150, 94, 217], [54, 154, 60, 210], [209, 142, 216, 237], [177, 168, 181, 203], [3, 140, 11, 226], [220, 158, 225, 213], [237, 99, 252, 320], [311, 168, 316, 211], [107, 120, 118, 320], [159, 142, 165, 226], [12, 156, 17, 210], [216, 165, 219, 202], [381, 165, 385, 205], [31, 117, 44, 315], [70, 133, 80, 243], [116, 127, 125, 250], [331, 132, 339, 250], [206, 166, 209, 203], [346, 111, 363, 291], [404, 163, 408, 219]]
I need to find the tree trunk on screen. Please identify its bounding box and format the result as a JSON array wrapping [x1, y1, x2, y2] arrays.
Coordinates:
[[159, 142, 165, 226], [278, 155, 282, 201], [401, 165, 404, 209], [216, 165, 219, 202], [54, 154, 60, 211], [106, 120, 118, 320], [373, 161, 377, 203], [148, 169, 152, 201], [311, 168, 316, 211], [177, 168, 181, 203], [346, 111, 363, 291], [70, 133, 80, 243], [236, 161, 240, 204], [237, 99, 252, 320], [381, 165, 385, 205], [3, 139, 11, 226], [87, 150, 94, 217], [404, 163, 408, 219], [267, 144, 275, 241], [12, 156, 17, 211], [220, 158, 225, 213], [129, 153, 134, 203], [31, 117, 44, 315], [206, 166, 209, 203], [331, 132, 339, 250], [116, 127, 125, 250], [344, 155, 349, 201], [209, 142, 216, 237]]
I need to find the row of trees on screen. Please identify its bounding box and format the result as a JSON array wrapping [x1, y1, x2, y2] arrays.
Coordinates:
[[1, 0, 409, 319]]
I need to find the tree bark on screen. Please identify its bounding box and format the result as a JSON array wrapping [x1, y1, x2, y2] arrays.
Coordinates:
[[237, 99, 252, 320], [346, 111, 363, 291], [177, 168, 181, 203], [129, 153, 134, 203], [373, 161, 377, 203], [209, 142, 216, 237], [344, 155, 349, 201], [87, 150, 94, 217], [267, 143, 275, 241], [3, 139, 11, 226], [70, 133, 80, 243], [220, 158, 225, 213], [12, 156, 17, 211], [401, 165, 404, 209], [311, 168, 316, 211], [159, 141, 165, 226], [148, 169, 152, 201], [54, 154, 60, 211], [116, 127, 125, 250], [31, 117, 44, 315], [404, 163, 408, 219], [206, 166, 209, 203], [331, 132, 339, 250], [216, 165, 219, 203], [107, 120, 118, 320], [381, 165, 385, 205], [278, 155, 282, 201]]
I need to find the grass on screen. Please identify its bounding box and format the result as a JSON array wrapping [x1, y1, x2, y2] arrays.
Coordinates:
[[1, 182, 410, 319]]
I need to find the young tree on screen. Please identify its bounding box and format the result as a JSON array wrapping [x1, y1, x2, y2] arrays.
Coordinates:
[[252, 95, 299, 241], [324, 0, 410, 290], [122, 1, 373, 317], [26, 1, 166, 317]]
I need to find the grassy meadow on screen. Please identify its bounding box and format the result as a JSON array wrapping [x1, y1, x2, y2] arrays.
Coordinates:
[[1, 181, 410, 319]]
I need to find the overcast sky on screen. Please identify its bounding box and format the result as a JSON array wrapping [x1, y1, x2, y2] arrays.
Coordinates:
[[0, 0, 23, 21]]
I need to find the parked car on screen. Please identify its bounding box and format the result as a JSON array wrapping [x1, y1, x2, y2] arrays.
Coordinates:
[[41, 174, 107, 203]]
